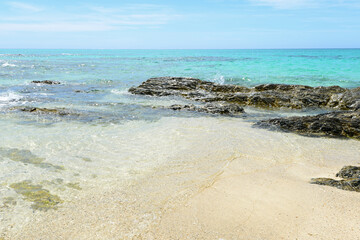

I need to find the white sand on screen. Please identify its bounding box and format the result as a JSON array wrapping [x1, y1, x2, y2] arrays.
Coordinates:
[[4, 117, 360, 240]]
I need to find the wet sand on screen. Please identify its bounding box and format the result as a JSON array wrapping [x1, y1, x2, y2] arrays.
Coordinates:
[[4, 117, 360, 240]]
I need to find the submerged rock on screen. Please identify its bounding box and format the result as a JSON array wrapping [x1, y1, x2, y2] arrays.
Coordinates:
[[255, 110, 360, 139], [2, 197, 17, 208], [0, 147, 65, 171], [65, 182, 82, 190], [311, 166, 360, 192], [31, 80, 61, 85], [129, 77, 359, 110], [169, 102, 244, 115], [10, 180, 63, 211], [11, 106, 73, 116]]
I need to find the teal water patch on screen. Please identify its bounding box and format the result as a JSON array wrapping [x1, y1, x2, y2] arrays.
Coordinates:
[[0, 49, 359, 88]]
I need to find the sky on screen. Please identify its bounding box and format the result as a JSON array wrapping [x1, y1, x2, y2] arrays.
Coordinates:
[[0, 0, 359, 49]]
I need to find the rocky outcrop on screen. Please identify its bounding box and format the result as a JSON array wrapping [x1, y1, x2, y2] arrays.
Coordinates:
[[311, 166, 360, 192], [32, 80, 61, 85], [168, 102, 244, 115], [255, 110, 360, 139], [129, 77, 360, 110], [130, 77, 360, 139]]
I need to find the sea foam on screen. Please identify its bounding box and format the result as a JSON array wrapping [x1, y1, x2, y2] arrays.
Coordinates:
[[0, 91, 23, 109], [1, 62, 17, 68]]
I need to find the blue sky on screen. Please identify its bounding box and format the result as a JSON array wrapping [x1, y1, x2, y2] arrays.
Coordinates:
[[0, 0, 359, 49]]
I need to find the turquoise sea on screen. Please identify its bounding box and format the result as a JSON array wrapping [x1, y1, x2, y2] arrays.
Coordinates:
[[1, 49, 359, 120], [1, 49, 360, 88], [1, 49, 360, 239]]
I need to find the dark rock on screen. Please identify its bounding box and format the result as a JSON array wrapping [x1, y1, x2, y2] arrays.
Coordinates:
[[11, 107, 70, 116], [327, 87, 360, 110], [129, 77, 205, 96], [310, 178, 360, 192], [311, 166, 360, 192], [169, 103, 244, 115], [129, 77, 359, 110], [169, 104, 190, 111], [255, 110, 360, 139], [32, 80, 61, 85], [74, 89, 103, 93], [130, 77, 360, 137], [200, 103, 245, 114], [336, 166, 360, 179]]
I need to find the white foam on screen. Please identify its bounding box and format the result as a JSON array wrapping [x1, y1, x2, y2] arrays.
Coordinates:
[[1, 62, 17, 67], [213, 74, 225, 85], [111, 89, 130, 95], [61, 53, 77, 56], [0, 91, 23, 108]]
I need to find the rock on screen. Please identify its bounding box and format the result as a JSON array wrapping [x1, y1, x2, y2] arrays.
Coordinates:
[[32, 80, 61, 85], [327, 87, 360, 110], [130, 77, 360, 137], [169, 102, 244, 115], [11, 107, 70, 116], [336, 166, 360, 179], [311, 166, 360, 192], [310, 178, 360, 192], [75, 89, 103, 93], [129, 77, 206, 97], [10, 180, 63, 211], [200, 103, 245, 114], [255, 110, 360, 139], [129, 77, 359, 110]]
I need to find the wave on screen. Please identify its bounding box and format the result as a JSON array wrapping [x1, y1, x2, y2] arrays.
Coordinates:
[[212, 74, 225, 85], [61, 53, 79, 56], [0, 91, 23, 109], [210, 75, 253, 85], [111, 89, 131, 95], [0, 54, 23, 57], [1, 62, 17, 67]]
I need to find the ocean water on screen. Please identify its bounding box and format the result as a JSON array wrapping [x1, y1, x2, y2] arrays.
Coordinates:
[[0, 49, 360, 239], [1, 49, 360, 88], [1, 49, 359, 121]]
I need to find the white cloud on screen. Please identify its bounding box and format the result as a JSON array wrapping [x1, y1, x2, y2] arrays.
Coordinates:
[[0, 3, 181, 32], [7, 1, 43, 12]]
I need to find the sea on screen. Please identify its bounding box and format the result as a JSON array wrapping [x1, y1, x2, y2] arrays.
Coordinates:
[[0, 49, 359, 239]]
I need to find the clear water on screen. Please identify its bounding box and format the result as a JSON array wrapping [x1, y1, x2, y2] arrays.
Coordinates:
[[0, 49, 360, 239], [1, 49, 360, 88], [1, 49, 359, 120]]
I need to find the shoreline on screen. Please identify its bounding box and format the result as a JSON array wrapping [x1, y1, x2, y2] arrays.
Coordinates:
[[1, 76, 359, 239], [4, 116, 360, 240]]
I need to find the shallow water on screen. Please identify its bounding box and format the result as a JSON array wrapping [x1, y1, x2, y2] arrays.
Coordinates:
[[1, 116, 360, 239], [0, 49, 360, 238]]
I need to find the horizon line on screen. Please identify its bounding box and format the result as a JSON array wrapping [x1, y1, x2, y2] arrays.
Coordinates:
[[1, 47, 360, 50]]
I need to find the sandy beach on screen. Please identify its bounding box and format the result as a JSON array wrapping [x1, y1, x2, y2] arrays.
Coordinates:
[[4, 116, 360, 240], [1, 0, 360, 237]]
